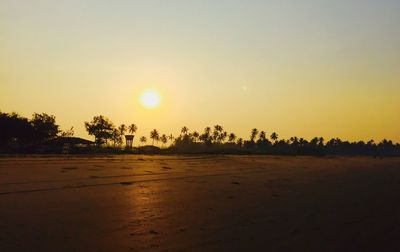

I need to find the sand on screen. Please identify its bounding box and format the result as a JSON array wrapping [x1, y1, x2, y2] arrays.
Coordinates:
[[1, 155, 400, 251]]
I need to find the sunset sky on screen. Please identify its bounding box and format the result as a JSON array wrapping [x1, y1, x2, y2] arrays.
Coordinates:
[[1, 0, 399, 142]]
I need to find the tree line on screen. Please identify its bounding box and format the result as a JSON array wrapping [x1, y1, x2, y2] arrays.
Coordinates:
[[1, 111, 399, 155], [0, 112, 65, 151]]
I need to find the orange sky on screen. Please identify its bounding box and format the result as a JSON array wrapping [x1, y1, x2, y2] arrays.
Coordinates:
[[1, 1, 399, 142]]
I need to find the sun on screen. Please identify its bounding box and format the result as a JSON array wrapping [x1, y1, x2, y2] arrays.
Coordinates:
[[140, 90, 161, 109]]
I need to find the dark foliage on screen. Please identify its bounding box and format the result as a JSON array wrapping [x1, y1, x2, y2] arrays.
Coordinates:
[[0, 112, 59, 152], [170, 126, 399, 156], [1, 111, 399, 156], [84, 115, 114, 146]]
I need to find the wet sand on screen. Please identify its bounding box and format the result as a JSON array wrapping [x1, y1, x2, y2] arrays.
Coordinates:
[[1, 155, 400, 251]]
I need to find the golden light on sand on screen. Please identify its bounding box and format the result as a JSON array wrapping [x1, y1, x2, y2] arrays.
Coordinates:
[[140, 90, 161, 109]]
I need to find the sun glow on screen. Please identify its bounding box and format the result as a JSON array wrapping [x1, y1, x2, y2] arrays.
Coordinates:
[[140, 90, 161, 109]]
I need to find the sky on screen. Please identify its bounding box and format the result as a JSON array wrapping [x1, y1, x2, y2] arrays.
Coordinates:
[[1, 0, 399, 142]]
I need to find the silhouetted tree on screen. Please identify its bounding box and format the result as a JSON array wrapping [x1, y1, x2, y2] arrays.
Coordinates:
[[213, 125, 223, 143], [111, 128, 122, 147], [60, 127, 74, 137], [259, 131, 267, 141], [118, 124, 127, 136], [270, 132, 278, 143], [117, 124, 127, 146], [168, 134, 174, 145], [192, 131, 199, 142], [228, 133, 237, 143], [140, 136, 147, 146], [237, 138, 243, 147], [128, 124, 137, 134], [200, 127, 212, 145], [257, 131, 271, 151], [310, 137, 319, 147], [3, 110, 400, 156], [31, 113, 60, 144], [318, 137, 324, 147], [0, 112, 34, 147], [181, 126, 189, 136], [250, 128, 258, 142], [160, 134, 168, 147], [85, 115, 114, 146], [150, 129, 160, 146], [219, 131, 228, 143]]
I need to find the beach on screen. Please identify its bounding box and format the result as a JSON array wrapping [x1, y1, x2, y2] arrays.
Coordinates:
[[1, 155, 400, 251]]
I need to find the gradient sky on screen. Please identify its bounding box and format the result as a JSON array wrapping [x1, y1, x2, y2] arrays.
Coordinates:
[[1, 0, 399, 142]]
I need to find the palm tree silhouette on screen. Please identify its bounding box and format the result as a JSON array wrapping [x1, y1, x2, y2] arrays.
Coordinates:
[[168, 134, 174, 145], [181, 126, 189, 136], [228, 133, 237, 143], [318, 137, 324, 146], [128, 124, 137, 134], [200, 127, 212, 144], [220, 131, 228, 143], [118, 124, 127, 135], [259, 131, 266, 141], [214, 125, 223, 132], [118, 124, 127, 144], [160, 134, 168, 147], [192, 131, 199, 142], [8, 110, 400, 155], [299, 138, 306, 147], [112, 128, 121, 147], [213, 125, 223, 143], [150, 129, 160, 146], [139, 136, 147, 146], [270, 132, 278, 143], [250, 128, 258, 142]]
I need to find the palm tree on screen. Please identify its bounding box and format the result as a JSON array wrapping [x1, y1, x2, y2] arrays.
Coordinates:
[[214, 125, 223, 132], [112, 128, 122, 147], [213, 125, 223, 143], [310, 137, 319, 147], [160, 134, 168, 147], [228, 133, 237, 143], [200, 127, 212, 144], [250, 128, 258, 142], [299, 138, 306, 147], [237, 138, 244, 147], [220, 131, 228, 143], [181, 126, 189, 136], [192, 131, 199, 142], [150, 129, 160, 146], [140, 136, 147, 146], [118, 124, 127, 135], [128, 124, 137, 134], [259, 131, 266, 141], [270, 132, 278, 142], [60, 127, 74, 137], [318, 137, 324, 146], [118, 124, 127, 145], [168, 134, 174, 145]]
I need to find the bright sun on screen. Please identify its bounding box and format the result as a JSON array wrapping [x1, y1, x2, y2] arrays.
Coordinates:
[[140, 90, 161, 109]]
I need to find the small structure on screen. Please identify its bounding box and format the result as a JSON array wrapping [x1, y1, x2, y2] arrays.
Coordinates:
[[51, 137, 94, 154], [125, 135, 135, 149]]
